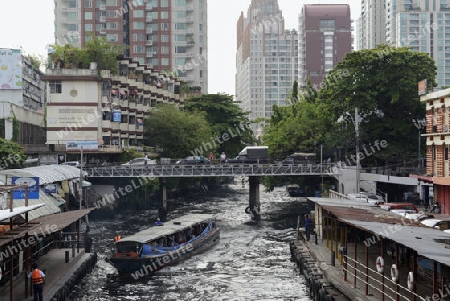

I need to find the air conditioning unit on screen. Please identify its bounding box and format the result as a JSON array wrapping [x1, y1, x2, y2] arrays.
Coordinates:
[[444, 125, 449, 132]]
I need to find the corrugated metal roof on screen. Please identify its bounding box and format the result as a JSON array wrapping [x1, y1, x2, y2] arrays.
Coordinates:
[[0, 204, 45, 221], [0, 165, 84, 185], [118, 214, 214, 243], [309, 197, 450, 268], [13, 191, 65, 220]]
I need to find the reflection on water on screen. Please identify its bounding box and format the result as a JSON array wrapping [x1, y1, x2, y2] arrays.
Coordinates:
[[71, 185, 312, 301]]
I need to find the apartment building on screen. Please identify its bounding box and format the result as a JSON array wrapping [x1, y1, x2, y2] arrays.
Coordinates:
[[356, 0, 386, 50], [419, 87, 450, 214], [0, 48, 47, 155], [298, 4, 352, 88], [43, 57, 183, 164], [54, 0, 208, 92], [236, 0, 298, 127]]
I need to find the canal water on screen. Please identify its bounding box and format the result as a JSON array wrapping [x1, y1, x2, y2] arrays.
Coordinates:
[[70, 184, 313, 301]]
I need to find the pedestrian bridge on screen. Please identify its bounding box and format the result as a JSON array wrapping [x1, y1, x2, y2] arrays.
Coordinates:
[[84, 163, 337, 178]]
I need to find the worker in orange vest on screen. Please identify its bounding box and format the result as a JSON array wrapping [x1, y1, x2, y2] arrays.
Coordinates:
[[27, 263, 45, 301], [114, 233, 121, 242]]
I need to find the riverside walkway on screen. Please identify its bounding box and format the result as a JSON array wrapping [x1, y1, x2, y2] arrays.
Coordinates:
[[0, 249, 96, 301], [291, 197, 450, 301]]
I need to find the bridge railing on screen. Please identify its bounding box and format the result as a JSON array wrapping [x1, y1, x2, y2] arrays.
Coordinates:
[[84, 163, 337, 178]]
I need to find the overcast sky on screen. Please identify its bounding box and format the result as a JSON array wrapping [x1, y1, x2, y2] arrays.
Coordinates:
[[1, 0, 361, 95]]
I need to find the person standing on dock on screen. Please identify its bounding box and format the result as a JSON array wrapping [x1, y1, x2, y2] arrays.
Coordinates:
[[28, 263, 45, 301], [305, 214, 311, 241]]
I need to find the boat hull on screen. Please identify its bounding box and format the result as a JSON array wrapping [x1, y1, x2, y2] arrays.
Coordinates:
[[109, 227, 220, 275]]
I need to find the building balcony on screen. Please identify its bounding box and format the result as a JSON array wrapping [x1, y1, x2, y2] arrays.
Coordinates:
[[120, 123, 129, 131], [186, 5, 194, 12], [186, 16, 194, 23], [102, 120, 111, 128], [145, 4, 153, 10], [146, 16, 153, 22], [146, 40, 153, 46], [146, 52, 154, 58], [146, 28, 153, 34], [111, 122, 120, 130]]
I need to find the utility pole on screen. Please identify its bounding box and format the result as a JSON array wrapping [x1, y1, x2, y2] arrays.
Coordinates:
[[418, 128, 421, 174], [321, 144, 323, 195], [355, 107, 360, 194], [78, 146, 83, 253]]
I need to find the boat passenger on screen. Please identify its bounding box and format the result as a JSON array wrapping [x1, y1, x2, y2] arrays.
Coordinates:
[[114, 233, 121, 242], [155, 218, 164, 226]]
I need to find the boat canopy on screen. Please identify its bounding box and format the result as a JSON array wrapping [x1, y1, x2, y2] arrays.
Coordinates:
[[117, 214, 214, 244]]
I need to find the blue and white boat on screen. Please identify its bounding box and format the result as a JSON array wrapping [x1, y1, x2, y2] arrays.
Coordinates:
[[109, 214, 220, 275]]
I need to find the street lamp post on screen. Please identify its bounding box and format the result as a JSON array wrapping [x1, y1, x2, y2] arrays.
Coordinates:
[[355, 107, 361, 194], [78, 146, 83, 253]]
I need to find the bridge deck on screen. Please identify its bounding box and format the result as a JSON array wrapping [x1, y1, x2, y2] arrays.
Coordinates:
[[84, 163, 336, 178]]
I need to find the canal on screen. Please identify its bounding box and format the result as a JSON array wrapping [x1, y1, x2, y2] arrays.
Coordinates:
[[69, 184, 313, 301]]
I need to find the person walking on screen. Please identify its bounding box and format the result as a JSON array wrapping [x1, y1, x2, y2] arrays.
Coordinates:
[[208, 152, 215, 163], [220, 152, 226, 163], [28, 263, 45, 301], [305, 214, 311, 241]]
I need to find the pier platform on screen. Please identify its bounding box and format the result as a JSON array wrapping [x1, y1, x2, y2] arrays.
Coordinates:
[[0, 248, 97, 301]]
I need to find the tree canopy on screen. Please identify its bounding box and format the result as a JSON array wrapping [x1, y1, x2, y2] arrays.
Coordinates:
[[184, 94, 255, 157], [0, 138, 26, 170], [319, 44, 436, 163], [50, 35, 122, 74], [143, 104, 212, 158]]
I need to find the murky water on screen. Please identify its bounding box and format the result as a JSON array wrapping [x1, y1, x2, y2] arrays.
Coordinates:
[[70, 185, 313, 301]]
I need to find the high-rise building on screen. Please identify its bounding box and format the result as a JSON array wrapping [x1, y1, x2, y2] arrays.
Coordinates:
[[54, 0, 208, 92], [356, 0, 386, 50], [298, 4, 352, 88], [236, 0, 298, 127], [386, 0, 450, 88]]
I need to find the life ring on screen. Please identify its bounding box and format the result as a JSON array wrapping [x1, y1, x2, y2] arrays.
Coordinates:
[[376, 256, 384, 273], [407, 271, 414, 290], [391, 264, 399, 282], [245, 206, 251, 214]]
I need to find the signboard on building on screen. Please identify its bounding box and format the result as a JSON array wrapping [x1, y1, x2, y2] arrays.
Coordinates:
[[0, 48, 22, 90], [12, 177, 40, 199], [113, 110, 121, 122], [66, 141, 99, 150], [418, 79, 427, 96], [44, 184, 57, 194]]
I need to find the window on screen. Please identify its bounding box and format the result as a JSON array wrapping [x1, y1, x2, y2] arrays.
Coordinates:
[[84, 0, 92, 8], [134, 45, 145, 53], [67, 0, 78, 8], [85, 24, 93, 31], [175, 46, 186, 53], [133, 33, 146, 42], [199, 24, 203, 31], [133, 22, 145, 29], [161, 23, 168, 30], [106, 22, 118, 29], [200, 70, 203, 78], [133, 10, 144, 18], [49, 81, 62, 94], [106, 10, 117, 18], [175, 0, 186, 6], [161, 58, 169, 65], [161, 11, 169, 19], [67, 12, 78, 20], [161, 46, 169, 54], [175, 23, 186, 30], [85, 12, 93, 20], [176, 11, 186, 18], [67, 24, 78, 31], [107, 34, 118, 42], [175, 35, 186, 42], [319, 19, 335, 30], [161, 0, 168, 7], [106, 0, 117, 5], [161, 35, 169, 42]]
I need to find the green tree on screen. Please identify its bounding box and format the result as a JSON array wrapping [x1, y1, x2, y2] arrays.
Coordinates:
[[50, 35, 122, 74], [144, 104, 212, 158], [0, 138, 26, 170], [319, 44, 437, 163], [184, 94, 255, 157]]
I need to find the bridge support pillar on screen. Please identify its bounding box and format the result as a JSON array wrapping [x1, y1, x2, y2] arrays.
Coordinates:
[[247, 176, 261, 220], [159, 178, 168, 221]]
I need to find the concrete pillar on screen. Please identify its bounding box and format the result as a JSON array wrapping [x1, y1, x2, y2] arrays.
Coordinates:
[[248, 176, 260, 219], [159, 178, 168, 221]]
